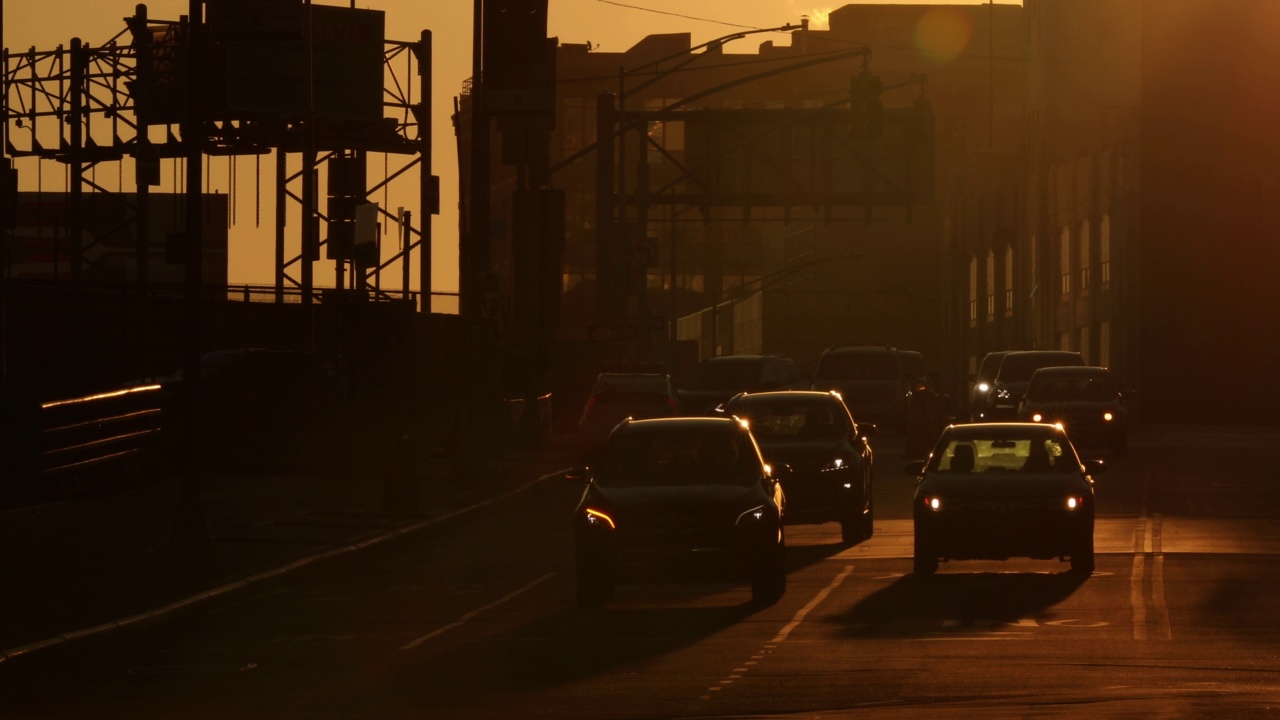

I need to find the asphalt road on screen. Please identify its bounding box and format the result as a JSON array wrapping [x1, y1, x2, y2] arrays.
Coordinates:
[[2, 429, 1278, 719]]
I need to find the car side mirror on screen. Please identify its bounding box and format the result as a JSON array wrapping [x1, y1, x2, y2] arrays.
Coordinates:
[[1082, 459, 1106, 476], [903, 460, 926, 476]]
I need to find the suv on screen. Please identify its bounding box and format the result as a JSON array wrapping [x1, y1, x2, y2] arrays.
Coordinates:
[[676, 355, 805, 415], [984, 350, 1085, 420], [811, 346, 910, 430], [1018, 365, 1132, 456], [968, 350, 1012, 421], [577, 372, 678, 450]]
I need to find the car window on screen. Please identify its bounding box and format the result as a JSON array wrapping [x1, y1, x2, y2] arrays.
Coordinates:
[[932, 437, 1078, 474], [815, 351, 899, 381], [730, 398, 849, 441], [686, 359, 762, 391], [997, 352, 1084, 382], [1028, 372, 1117, 402], [595, 428, 761, 488]]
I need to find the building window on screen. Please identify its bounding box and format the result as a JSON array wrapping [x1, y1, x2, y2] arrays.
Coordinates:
[[1079, 219, 1091, 293], [1099, 320, 1111, 368], [1100, 214, 1112, 288], [969, 256, 978, 327], [1059, 226, 1072, 298], [985, 250, 996, 321], [1004, 245, 1014, 317]]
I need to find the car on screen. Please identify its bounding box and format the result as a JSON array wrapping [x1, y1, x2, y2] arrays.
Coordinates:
[[810, 345, 911, 430], [904, 422, 1103, 576], [968, 350, 1012, 421], [577, 372, 678, 451], [722, 390, 875, 545], [676, 354, 806, 415], [983, 350, 1085, 420], [1019, 365, 1132, 456], [570, 416, 787, 608]]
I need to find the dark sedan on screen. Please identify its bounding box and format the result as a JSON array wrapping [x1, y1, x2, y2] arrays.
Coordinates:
[[571, 417, 787, 608], [1018, 365, 1131, 456], [905, 423, 1102, 576], [722, 391, 875, 545]]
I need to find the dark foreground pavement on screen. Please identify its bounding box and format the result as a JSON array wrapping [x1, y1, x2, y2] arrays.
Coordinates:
[[0, 431, 582, 663]]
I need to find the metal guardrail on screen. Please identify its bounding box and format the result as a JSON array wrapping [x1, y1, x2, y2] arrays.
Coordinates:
[[3, 385, 167, 492]]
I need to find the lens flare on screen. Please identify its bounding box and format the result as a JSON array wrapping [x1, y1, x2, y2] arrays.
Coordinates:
[[915, 7, 973, 64]]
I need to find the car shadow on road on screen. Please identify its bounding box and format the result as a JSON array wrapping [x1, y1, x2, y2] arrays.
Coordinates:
[[825, 570, 1090, 638]]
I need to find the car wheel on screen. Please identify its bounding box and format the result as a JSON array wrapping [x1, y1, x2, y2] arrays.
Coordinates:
[[861, 492, 875, 540], [839, 517, 859, 546], [751, 529, 787, 605], [913, 536, 938, 576], [575, 551, 614, 609], [1070, 537, 1096, 575]]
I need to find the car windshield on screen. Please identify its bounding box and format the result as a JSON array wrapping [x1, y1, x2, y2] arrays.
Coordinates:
[[1027, 372, 1118, 402], [728, 398, 848, 441], [930, 436, 1080, 474], [997, 353, 1082, 383], [815, 352, 898, 381], [684, 359, 762, 391], [593, 426, 762, 488]]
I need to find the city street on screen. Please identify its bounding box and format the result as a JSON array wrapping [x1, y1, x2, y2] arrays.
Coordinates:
[[1, 428, 1277, 719]]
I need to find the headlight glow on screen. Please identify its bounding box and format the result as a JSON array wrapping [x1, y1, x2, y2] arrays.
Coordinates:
[[737, 505, 768, 525], [924, 496, 942, 511], [977, 382, 990, 393], [584, 508, 616, 529], [1103, 411, 1114, 422], [1065, 496, 1084, 511], [1032, 412, 1044, 423]]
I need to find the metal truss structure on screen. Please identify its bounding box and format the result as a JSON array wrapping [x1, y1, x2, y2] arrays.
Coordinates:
[[1, 6, 438, 309]]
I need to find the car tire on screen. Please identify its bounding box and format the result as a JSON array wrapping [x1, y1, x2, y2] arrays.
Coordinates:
[[839, 517, 859, 546], [861, 491, 875, 540], [912, 536, 938, 576], [1070, 537, 1096, 575], [751, 530, 787, 605], [575, 552, 614, 610]]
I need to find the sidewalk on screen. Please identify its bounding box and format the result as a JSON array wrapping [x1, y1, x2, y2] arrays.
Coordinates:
[[0, 430, 582, 663]]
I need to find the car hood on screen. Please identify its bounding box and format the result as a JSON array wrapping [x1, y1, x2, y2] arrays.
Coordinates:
[[588, 483, 766, 520], [756, 439, 846, 467]]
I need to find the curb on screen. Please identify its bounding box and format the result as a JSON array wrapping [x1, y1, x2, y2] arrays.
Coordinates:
[[0, 464, 573, 666]]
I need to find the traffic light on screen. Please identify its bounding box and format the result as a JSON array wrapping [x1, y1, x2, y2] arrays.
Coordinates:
[[850, 72, 884, 138]]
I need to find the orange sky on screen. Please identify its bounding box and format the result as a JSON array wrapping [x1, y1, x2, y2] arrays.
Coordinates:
[[4, 0, 1014, 305]]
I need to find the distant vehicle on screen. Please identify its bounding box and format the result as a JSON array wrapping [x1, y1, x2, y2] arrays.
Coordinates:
[[1019, 366, 1132, 456], [905, 422, 1102, 576], [810, 346, 910, 430], [968, 350, 1012, 421], [570, 417, 787, 608], [722, 390, 875, 545], [577, 372, 677, 450], [676, 355, 805, 416], [984, 350, 1085, 420]]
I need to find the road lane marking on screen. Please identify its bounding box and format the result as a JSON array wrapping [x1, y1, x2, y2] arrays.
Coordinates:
[[399, 573, 554, 650], [702, 565, 854, 701], [772, 565, 854, 643]]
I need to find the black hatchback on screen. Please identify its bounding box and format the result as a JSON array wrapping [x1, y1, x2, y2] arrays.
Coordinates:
[[571, 417, 787, 608], [722, 391, 875, 545]]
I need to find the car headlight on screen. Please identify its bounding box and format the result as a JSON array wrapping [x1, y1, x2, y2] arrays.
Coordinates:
[[1031, 412, 1044, 423], [1065, 496, 1085, 511], [1103, 411, 1114, 422], [977, 382, 990, 394], [583, 507, 616, 530], [922, 496, 942, 512], [821, 457, 848, 472], [736, 505, 768, 526]]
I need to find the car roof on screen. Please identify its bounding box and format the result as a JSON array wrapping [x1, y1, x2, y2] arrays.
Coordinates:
[[619, 417, 744, 434], [1031, 365, 1112, 378], [822, 345, 898, 354], [727, 390, 841, 403], [939, 422, 1068, 440]]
